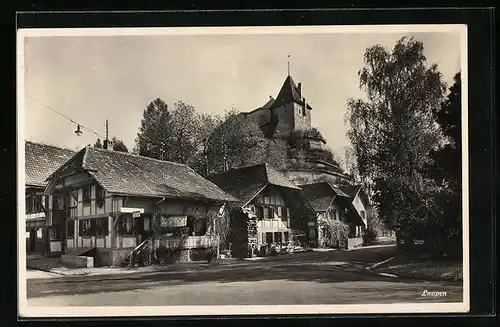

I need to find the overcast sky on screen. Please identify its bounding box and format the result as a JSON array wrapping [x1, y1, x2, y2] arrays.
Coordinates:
[[22, 29, 462, 159]]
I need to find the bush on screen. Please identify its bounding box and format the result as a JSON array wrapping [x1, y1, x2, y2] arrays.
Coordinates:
[[362, 227, 378, 245], [320, 220, 349, 249]]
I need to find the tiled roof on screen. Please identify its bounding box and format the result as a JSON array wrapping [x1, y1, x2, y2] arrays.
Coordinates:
[[299, 181, 351, 212], [25, 141, 76, 187], [340, 184, 362, 199], [207, 163, 299, 205], [47, 146, 238, 203]]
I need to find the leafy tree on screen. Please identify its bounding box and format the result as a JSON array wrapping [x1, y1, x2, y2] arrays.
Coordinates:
[[363, 206, 382, 245], [429, 72, 462, 189], [111, 136, 129, 152], [206, 110, 289, 175], [94, 138, 103, 148], [135, 99, 211, 165], [134, 98, 171, 159], [345, 37, 447, 235], [428, 72, 462, 256]]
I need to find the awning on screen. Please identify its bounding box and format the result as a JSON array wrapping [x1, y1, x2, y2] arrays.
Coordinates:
[[120, 207, 145, 214]]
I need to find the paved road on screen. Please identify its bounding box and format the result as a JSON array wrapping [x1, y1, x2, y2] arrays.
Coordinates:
[[26, 246, 463, 306]]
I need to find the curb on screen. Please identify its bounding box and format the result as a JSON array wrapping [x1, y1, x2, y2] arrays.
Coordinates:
[[28, 265, 89, 277]]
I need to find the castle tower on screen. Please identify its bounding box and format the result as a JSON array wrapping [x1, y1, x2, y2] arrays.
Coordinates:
[[245, 74, 312, 139]]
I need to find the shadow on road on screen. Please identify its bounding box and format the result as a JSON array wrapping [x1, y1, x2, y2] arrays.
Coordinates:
[[28, 255, 462, 299]]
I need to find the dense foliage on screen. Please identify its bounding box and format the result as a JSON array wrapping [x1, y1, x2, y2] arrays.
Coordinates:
[[318, 219, 350, 249], [345, 37, 448, 244], [206, 110, 289, 175], [94, 136, 129, 152]]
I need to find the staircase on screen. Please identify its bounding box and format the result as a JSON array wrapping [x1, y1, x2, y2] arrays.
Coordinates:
[[114, 239, 151, 268]]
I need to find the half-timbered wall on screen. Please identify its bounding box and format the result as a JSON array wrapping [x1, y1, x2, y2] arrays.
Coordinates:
[[245, 185, 294, 246]]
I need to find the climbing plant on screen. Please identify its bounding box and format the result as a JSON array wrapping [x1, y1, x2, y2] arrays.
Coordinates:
[[318, 219, 350, 249], [203, 207, 231, 261]]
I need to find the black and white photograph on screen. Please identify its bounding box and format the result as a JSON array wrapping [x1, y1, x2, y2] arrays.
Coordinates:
[[17, 24, 469, 316]]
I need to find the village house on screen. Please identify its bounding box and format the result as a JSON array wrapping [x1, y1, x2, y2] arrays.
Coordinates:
[[25, 141, 75, 256], [44, 146, 237, 267], [300, 181, 369, 249], [207, 163, 316, 257]]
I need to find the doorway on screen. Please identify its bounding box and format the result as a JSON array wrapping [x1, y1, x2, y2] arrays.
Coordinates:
[[28, 229, 36, 253]]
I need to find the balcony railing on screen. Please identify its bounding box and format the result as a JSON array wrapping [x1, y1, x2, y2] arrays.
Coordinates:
[[155, 235, 212, 249]]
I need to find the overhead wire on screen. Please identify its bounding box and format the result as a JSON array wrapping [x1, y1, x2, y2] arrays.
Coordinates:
[[27, 94, 106, 139]]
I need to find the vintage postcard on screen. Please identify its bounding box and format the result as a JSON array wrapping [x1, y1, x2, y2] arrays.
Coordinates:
[[17, 24, 469, 317]]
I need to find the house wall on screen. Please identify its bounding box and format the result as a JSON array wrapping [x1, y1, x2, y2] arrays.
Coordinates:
[[316, 202, 347, 246], [352, 193, 367, 227], [48, 173, 123, 254], [25, 187, 48, 255], [293, 102, 311, 131], [245, 185, 294, 246]]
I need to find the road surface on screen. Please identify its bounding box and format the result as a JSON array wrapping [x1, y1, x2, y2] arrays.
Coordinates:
[[26, 246, 463, 306]]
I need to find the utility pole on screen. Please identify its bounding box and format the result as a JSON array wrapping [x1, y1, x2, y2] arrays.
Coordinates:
[[103, 118, 109, 150]]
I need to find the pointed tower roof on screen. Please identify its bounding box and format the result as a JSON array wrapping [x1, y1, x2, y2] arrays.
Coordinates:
[[272, 75, 304, 108]]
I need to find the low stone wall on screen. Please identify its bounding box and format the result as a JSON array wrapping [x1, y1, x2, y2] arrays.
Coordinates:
[[348, 237, 363, 249], [61, 255, 94, 268]]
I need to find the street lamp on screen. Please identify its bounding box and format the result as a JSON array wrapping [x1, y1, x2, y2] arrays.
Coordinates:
[[74, 124, 82, 136]]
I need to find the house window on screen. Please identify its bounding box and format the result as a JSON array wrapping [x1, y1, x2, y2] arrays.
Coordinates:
[[25, 195, 33, 214], [53, 195, 60, 211], [266, 232, 273, 244], [255, 206, 264, 219], [277, 206, 283, 217], [267, 207, 274, 219], [121, 215, 135, 236], [95, 184, 105, 208], [282, 207, 288, 219], [49, 226, 60, 241], [67, 220, 75, 238], [191, 217, 207, 236], [79, 219, 93, 237], [95, 217, 108, 237], [83, 186, 91, 204], [284, 231, 289, 243], [274, 232, 282, 244]]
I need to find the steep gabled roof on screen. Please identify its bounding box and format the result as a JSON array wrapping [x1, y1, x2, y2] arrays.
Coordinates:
[[207, 163, 299, 205], [341, 184, 363, 199], [272, 75, 304, 108], [299, 181, 350, 212], [25, 141, 76, 188], [46, 146, 238, 203]]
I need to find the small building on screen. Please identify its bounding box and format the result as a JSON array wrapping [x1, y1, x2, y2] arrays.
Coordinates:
[[208, 163, 316, 257], [44, 146, 237, 266], [300, 181, 369, 249], [25, 141, 75, 256]]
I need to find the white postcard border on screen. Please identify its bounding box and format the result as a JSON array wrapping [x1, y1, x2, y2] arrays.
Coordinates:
[[17, 24, 470, 317]]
